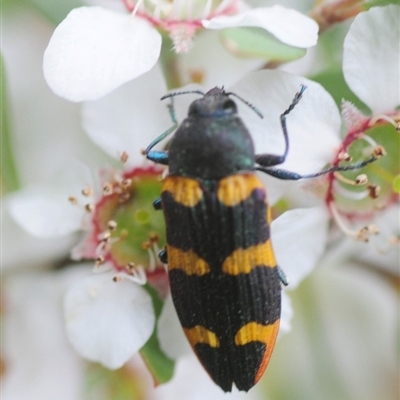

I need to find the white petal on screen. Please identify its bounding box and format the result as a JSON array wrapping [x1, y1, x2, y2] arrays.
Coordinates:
[[345, 204, 400, 275], [180, 29, 264, 89], [82, 65, 169, 165], [8, 187, 84, 238], [43, 7, 162, 102], [8, 162, 93, 238], [64, 273, 155, 369], [256, 172, 290, 206], [343, 5, 400, 113], [2, 197, 77, 271], [230, 69, 341, 174], [157, 294, 192, 360], [203, 6, 319, 48], [163, 83, 206, 122], [271, 207, 329, 288], [2, 7, 102, 185], [3, 268, 89, 400], [279, 291, 293, 334], [267, 266, 398, 400], [85, 0, 127, 12]]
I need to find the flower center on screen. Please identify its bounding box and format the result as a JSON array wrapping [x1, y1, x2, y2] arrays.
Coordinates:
[[124, 0, 239, 52], [133, 0, 238, 22], [91, 166, 166, 271], [319, 113, 400, 243]]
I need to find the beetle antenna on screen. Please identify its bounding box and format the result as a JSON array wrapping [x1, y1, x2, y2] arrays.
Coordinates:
[[161, 90, 205, 101], [225, 92, 264, 119]]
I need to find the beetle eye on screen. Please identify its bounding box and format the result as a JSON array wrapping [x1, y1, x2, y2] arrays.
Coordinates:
[[223, 99, 237, 113]]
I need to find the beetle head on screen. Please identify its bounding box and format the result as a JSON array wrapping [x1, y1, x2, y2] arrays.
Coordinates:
[[188, 87, 237, 118]]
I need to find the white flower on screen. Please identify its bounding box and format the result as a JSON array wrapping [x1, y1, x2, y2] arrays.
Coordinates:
[[2, 3, 106, 270], [343, 5, 400, 115], [44, 6, 162, 102], [8, 64, 167, 238], [64, 272, 155, 369], [2, 268, 90, 400], [6, 65, 170, 372], [335, 5, 399, 244], [43, 1, 318, 101]]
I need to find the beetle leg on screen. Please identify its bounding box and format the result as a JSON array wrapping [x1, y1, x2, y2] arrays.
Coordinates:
[[158, 247, 168, 264], [146, 150, 169, 165], [144, 97, 178, 165], [255, 85, 306, 167], [277, 266, 289, 286], [256, 155, 377, 180], [153, 198, 162, 210]]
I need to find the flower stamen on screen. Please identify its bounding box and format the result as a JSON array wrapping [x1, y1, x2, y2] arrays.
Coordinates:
[[68, 196, 78, 205], [125, 261, 136, 273], [95, 255, 105, 266], [334, 182, 370, 200], [132, 0, 144, 17], [338, 151, 353, 162], [372, 145, 387, 158], [360, 134, 378, 148], [112, 265, 147, 285], [120, 178, 132, 191], [334, 172, 368, 186], [103, 182, 113, 196], [107, 220, 117, 231], [329, 202, 380, 242], [81, 187, 93, 197], [368, 114, 399, 128], [85, 204, 95, 213], [367, 183, 381, 199], [120, 151, 129, 164]]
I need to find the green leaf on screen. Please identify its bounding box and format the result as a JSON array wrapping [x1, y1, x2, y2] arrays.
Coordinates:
[[111, 177, 166, 267], [392, 175, 400, 194], [365, 0, 400, 9], [311, 68, 370, 113], [219, 27, 306, 61], [1, 53, 21, 193], [139, 284, 175, 385], [85, 363, 146, 400], [22, 0, 84, 24]]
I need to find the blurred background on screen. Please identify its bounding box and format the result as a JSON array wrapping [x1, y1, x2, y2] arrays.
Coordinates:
[[2, 1, 399, 399]]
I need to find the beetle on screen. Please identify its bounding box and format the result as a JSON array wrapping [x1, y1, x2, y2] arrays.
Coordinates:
[[144, 86, 377, 392]]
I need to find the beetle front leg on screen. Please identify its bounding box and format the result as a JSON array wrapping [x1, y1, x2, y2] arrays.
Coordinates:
[[143, 97, 179, 166], [146, 150, 169, 165], [255, 85, 306, 168]]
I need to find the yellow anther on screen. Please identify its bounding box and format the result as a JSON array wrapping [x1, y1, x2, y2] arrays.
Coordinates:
[[85, 204, 94, 213], [103, 182, 113, 196], [68, 196, 78, 205], [81, 187, 93, 197], [107, 220, 117, 231], [120, 151, 129, 163]]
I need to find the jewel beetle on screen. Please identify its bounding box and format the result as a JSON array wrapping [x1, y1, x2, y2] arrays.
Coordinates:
[[144, 86, 377, 392]]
